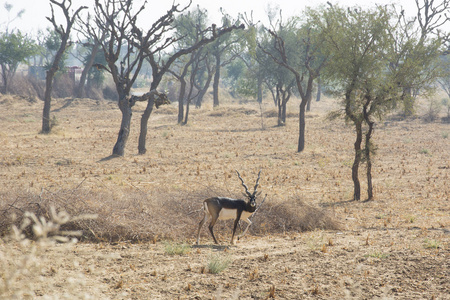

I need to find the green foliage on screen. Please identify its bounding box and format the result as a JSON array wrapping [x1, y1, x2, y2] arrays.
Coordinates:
[[173, 6, 209, 46], [0, 30, 37, 93], [316, 3, 444, 199], [43, 28, 70, 72], [84, 43, 107, 87], [319, 5, 398, 116]]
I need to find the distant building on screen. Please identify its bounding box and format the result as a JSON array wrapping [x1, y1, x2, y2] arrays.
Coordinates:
[[28, 66, 82, 82]]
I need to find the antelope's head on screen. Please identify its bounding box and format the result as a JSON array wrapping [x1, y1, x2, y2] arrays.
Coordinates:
[[236, 170, 262, 209]]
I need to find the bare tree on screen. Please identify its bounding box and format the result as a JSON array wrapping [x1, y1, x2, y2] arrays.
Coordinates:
[[395, 0, 450, 116], [86, 0, 243, 156], [136, 16, 244, 154], [168, 52, 197, 124], [84, 0, 180, 156], [210, 14, 244, 107], [41, 0, 86, 133], [260, 16, 327, 152], [193, 50, 215, 108], [74, 22, 106, 99]]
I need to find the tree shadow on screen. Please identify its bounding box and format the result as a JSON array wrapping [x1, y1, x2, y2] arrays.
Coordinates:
[[320, 198, 374, 208], [97, 154, 122, 162], [192, 244, 232, 251], [51, 98, 75, 112], [319, 198, 358, 208]]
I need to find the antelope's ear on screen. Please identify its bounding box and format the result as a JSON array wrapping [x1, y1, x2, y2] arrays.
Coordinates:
[[256, 191, 262, 197]]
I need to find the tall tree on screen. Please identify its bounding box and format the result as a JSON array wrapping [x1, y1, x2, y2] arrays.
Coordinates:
[[74, 22, 106, 99], [0, 31, 36, 94], [170, 7, 209, 124], [88, 0, 244, 155], [260, 12, 327, 152], [319, 3, 445, 200], [86, 0, 179, 156], [395, 0, 450, 116], [193, 49, 214, 108], [210, 11, 245, 107], [256, 20, 297, 126], [41, 0, 86, 134], [136, 12, 244, 154], [438, 55, 450, 120]]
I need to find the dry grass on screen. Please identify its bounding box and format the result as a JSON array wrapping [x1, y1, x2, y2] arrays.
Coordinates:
[[0, 93, 448, 299], [0, 185, 340, 243]]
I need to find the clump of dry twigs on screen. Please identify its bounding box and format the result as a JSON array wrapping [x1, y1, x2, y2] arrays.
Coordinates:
[[0, 206, 96, 299], [1, 184, 340, 244]]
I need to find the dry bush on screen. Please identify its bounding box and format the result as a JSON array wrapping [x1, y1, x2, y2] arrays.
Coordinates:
[[0, 186, 341, 243], [209, 107, 258, 117], [0, 207, 97, 299], [154, 104, 177, 115], [263, 108, 298, 119], [102, 85, 119, 101], [422, 98, 442, 123], [263, 109, 278, 118], [9, 74, 43, 100], [53, 74, 76, 98], [83, 85, 104, 100], [0, 187, 200, 242], [0, 188, 98, 240], [253, 196, 341, 234]]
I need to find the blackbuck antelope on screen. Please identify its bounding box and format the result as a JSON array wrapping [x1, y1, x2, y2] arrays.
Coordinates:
[[196, 170, 262, 245]]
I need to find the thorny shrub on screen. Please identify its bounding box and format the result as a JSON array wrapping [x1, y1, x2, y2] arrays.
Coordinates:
[[0, 186, 341, 243], [0, 207, 96, 298]]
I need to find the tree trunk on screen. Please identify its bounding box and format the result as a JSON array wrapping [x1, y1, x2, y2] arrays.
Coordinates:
[[276, 87, 282, 126], [365, 115, 375, 201], [213, 54, 221, 107], [195, 71, 213, 108], [316, 76, 322, 102], [42, 69, 56, 133], [138, 97, 154, 155], [298, 101, 306, 152], [177, 78, 186, 124], [296, 76, 314, 153], [306, 93, 312, 112], [352, 121, 363, 201], [1, 66, 8, 94], [277, 103, 283, 126], [112, 95, 132, 156], [401, 86, 414, 116], [366, 150, 373, 200], [76, 42, 100, 98], [281, 100, 287, 124], [183, 99, 191, 125], [257, 76, 263, 103]]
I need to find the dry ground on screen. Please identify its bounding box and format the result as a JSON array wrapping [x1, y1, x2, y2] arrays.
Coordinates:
[[0, 93, 449, 299]]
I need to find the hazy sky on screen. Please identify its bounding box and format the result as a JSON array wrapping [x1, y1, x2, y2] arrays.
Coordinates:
[[0, 0, 417, 35]]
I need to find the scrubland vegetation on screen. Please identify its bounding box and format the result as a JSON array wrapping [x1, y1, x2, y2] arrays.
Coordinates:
[[1, 0, 449, 298], [0, 93, 448, 299]]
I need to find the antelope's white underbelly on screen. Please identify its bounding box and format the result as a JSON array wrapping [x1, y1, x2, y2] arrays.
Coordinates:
[[218, 209, 253, 221]]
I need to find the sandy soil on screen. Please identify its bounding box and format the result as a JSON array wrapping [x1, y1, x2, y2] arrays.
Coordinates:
[[0, 94, 449, 299]]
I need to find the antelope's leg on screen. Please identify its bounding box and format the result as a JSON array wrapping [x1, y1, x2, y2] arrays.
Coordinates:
[[196, 206, 209, 245], [231, 218, 239, 245], [208, 214, 220, 244], [231, 211, 243, 245]]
